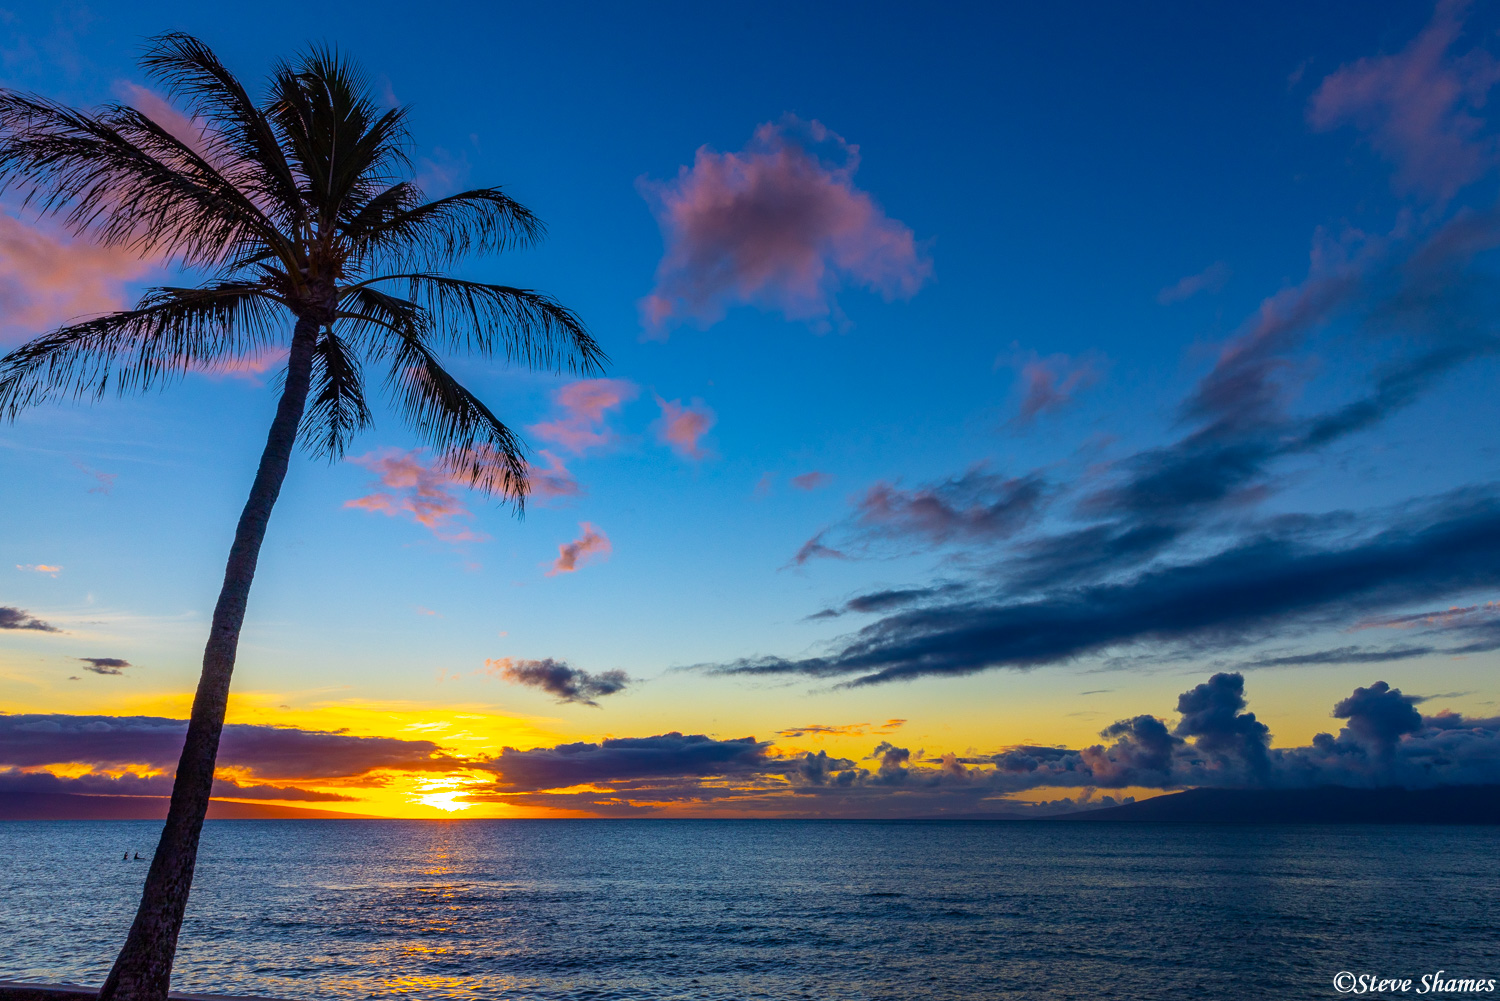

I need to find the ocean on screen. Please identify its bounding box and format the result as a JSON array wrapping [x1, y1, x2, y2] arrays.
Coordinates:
[[2, 820, 1498, 1000]]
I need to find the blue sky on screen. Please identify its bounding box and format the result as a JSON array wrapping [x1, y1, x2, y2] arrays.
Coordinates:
[[3, 1, 1500, 816]]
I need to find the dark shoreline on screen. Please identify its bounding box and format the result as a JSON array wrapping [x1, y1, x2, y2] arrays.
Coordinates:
[[0, 983, 279, 1001]]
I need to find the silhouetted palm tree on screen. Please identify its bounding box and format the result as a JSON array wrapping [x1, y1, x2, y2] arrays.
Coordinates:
[[0, 34, 603, 1001]]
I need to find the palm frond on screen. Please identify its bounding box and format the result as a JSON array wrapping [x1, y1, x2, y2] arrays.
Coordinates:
[[355, 273, 604, 373], [301, 329, 372, 459], [345, 187, 543, 269], [267, 47, 409, 225], [139, 32, 304, 230], [0, 91, 284, 267], [0, 285, 281, 416], [375, 322, 528, 505]]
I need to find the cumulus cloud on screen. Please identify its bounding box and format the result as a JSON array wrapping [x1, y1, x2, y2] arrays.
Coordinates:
[[547, 522, 611, 576], [486, 657, 630, 707], [0, 607, 58, 632], [654, 396, 716, 460], [462, 674, 1500, 816], [345, 448, 482, 543], [78, 657, 131, 676], [639, 116, 931, 335], [1173, 673, 1272, 779], [1308, 0, 1500, 199], [1157, 261, 1230, 304], [528, 379, 639, 455], [16, 564, 61, 577]]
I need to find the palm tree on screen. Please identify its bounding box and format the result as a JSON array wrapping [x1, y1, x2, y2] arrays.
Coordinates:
[[0, 34, 603, 1001]]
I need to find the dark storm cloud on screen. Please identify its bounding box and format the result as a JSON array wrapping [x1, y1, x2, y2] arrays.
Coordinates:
[[490, 657, 630, 706], [719, 488, 1500, 686], [481, 732, 772, 793], [0, 606, 58, 632], [78, 657, 130, 675], [0, 714, 461, 780]]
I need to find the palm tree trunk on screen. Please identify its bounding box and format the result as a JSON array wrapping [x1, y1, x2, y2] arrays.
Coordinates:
[[98, 318, 320, 1001]]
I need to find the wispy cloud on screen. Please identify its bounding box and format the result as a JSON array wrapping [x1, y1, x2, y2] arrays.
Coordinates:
[[1003, 350, 1104, 424], [344, 448, 483, 543], [790, 471, 833, 491], [528, 379, 639, 455], [787, 531, 849, 567], [1157, 261, 1230, 304], [547, 522, 611, 576], [525, 449, 582, 504], [777, 720, 905, 739], [654, 396, 716, 461], [73, 462, 116, 495], [1308, 0, 1500, 199], [639, 116, 931, 335], [16, 564, 61, 577], [190, 346, 288, 384]]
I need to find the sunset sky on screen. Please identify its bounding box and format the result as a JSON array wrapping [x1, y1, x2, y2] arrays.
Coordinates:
[[4, 1, 1500, 817]]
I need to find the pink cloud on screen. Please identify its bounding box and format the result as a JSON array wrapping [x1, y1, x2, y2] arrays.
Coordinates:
[[528, 378, 639, 455], [415, 146, 472, 198], [1182, 225, 1379, 423], [787, 531, 849, 567], [790, 471, 833, 491], [638, 116, 932, 335], [1157, 261, 1230, 304], [654, 396, 716, 461], [344, 448, 485, 543], [525, 449, 582, 504], [1307, 0, 1500, 199], [0, 84, 211, 346], [754, 472, 776, 498], [547, 522, 611, 576], [190, 347, 289, 384], [113, 81, 213, 159], [1005, 350, 1103, 424], [0, 214, 156, 344], [73, 462, 116, 495]]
